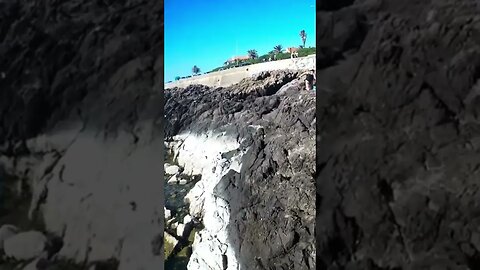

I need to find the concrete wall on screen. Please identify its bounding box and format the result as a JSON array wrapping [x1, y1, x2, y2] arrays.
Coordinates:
[[165, 54, 316, 89]]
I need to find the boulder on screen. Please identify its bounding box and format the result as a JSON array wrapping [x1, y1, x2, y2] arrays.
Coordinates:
[[0, 224, 18, 251], [4, 231, 47, 260], [164, 164, 180, 175]]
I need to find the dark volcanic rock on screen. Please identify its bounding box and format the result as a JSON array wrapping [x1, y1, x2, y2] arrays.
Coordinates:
[[0, 0, 163, 144], [0, 1, 164, 269], [317, 0, 480, 269], [166, 70, 316, 269]]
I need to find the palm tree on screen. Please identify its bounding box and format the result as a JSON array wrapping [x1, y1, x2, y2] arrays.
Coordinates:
[[192, 65, 200, 75], [299, 30, 307, 48], [273, 45, 283, 54], [247, 49, 258, 59]]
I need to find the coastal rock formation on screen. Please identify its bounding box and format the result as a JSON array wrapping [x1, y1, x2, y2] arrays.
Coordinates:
[[165, 70, 316, 269], [0, 1, 316, 270], [0, 0, 163, 269], [316, 0, 480, 269]]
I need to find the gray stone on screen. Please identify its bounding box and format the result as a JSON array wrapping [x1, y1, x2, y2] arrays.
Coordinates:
[[4, 231, 47, 260], [0, 224, 19, 251]]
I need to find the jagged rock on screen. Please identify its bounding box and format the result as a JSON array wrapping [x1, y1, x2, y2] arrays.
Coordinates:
[[0, 1, 164, 269], [183, 215, 192, 225], [164, 164, 180, 175], [4, 231, 47, 260], [276, 78, 303, 95], [316, 0, 480, 269], [167, 175, 178, 184], [166, 69, 315, 269], [176, 224, 185, 238], [0, 225, 18, 252], [178, 179, 188, 185], [164, 232, 178, 258], [164, 208, 171, 220]]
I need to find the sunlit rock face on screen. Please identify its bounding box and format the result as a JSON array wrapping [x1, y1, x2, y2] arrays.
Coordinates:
[[166, 132, 244, 270], [165, 70, 316, 269]]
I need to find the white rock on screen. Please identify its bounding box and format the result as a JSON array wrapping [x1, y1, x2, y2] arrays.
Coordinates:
[[183, 215, 192, 225], [176, 223, 185, 238], [4, 231, 47, 260], [167, 175, 178, 184], [165, 208, 171, 220], [170, 132, 244, 270], [0, 225, 18, 251], [164, 164, 180, 175]]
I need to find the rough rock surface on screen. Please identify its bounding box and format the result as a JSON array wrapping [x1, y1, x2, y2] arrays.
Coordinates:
[[316, 0, 480, 269], [0, 1, 163, 269], [165, 70, 316, 269]]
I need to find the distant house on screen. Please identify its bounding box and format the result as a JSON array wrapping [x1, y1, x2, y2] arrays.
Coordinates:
[[284, 47, 299, 53], [285, 47, 299, 58], [226, 55, 250, 65]]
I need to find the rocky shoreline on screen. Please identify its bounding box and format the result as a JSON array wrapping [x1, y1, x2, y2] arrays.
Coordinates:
[[0, 0, 316, 268], [164, 70, 316, 269]]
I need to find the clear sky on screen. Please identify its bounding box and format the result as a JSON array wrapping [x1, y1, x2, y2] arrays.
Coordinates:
[[164, 0, 316, 82]]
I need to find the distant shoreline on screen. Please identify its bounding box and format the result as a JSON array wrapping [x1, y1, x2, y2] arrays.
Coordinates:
[[165, 54, 316, 89]]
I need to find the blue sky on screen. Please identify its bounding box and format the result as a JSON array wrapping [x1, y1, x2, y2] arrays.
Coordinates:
[[164, 0, 316, 82]]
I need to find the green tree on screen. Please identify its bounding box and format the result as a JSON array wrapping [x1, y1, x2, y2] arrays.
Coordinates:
[[247, 49, 258, 59], [299, 30, 307, 48], [175, 76, 180, 81], [273, 45, 283, 54], [192, 65, 201, 75]]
